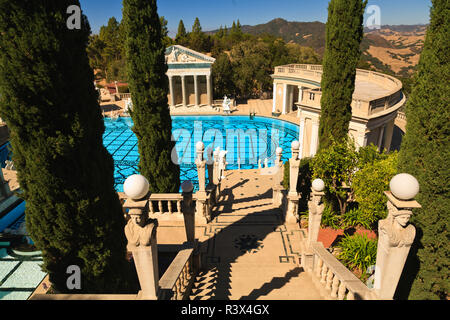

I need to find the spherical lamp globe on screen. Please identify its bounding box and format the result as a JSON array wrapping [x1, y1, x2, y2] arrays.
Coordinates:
[[291, 140, 300, 150], [312, 179, 325, 192], [196, 141, 205, 152], [276, 147, 283, 155], [123, 174, 150, 200], [389, 173, 420, 200]]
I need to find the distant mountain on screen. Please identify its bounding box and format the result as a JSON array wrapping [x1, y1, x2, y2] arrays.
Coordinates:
[[207, 18, 427, 77]]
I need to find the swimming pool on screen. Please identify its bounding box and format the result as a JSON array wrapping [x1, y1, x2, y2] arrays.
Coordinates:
[[103, 115, 300, 192]]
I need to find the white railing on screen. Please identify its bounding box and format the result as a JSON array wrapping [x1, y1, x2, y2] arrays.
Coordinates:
[[310, 242, 375, 300], [274, 64, 404, 116]]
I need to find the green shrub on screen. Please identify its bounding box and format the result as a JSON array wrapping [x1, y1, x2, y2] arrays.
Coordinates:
[[342, 207, 372, 230], [352, 152, 398, 227], [312, 137, 358, 215], [337, 233, 378, 278], [320, 203, 342, 230]]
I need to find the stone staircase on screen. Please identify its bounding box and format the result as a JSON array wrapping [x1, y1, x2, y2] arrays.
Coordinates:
[[189, 169, 324, 300]]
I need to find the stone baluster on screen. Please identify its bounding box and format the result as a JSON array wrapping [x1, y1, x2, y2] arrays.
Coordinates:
[[181, 181, 196, 245], [122, 175, 159, 300], [347, 291, 355, 300], [373, 174, 421, 300], [326, 269, 334, 290], [331, 276, 340, 298], [307, 179, 325, 246], [272, 147, 284, 207], [320, 264, 328, 284], [285, 141, 300, 224], [195, 142, 210, 224], [338, 282, 347, 300], [315, 258, 323, 278]]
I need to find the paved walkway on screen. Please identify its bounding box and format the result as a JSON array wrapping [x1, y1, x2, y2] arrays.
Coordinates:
[[186, 169, 323, 300]]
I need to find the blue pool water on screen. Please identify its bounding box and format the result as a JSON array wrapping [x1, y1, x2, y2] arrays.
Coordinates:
[[104, 115, 299, 192]]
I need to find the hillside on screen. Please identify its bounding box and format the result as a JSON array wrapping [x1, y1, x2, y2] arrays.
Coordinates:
[[208, 18, 426, 77]]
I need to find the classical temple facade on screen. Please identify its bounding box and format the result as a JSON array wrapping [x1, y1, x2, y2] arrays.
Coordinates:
[[165, 45, 216, 107], [272, 65, 405, 157]]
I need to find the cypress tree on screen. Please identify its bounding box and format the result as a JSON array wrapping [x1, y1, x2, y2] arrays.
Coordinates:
[[397, 0, 449, 300], [318, 0, 367, 149], [192, 17, 202, 34], [0, 0, 135, 293], [175, 19, 187, 43], [123, 0, 180, 193]]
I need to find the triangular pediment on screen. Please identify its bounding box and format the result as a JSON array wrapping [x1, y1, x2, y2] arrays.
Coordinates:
[[165, 45, 216, 64]]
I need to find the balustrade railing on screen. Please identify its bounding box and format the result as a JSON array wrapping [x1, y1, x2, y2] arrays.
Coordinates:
[[274, 64, 404, 117], [310, 242, 375, 300], [148, 194, 183, 216], [159, 248, 195, 300]]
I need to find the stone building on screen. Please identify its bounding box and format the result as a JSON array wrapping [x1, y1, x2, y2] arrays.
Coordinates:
[[272, 64, 405, 157], [165, 45, 216, 107]]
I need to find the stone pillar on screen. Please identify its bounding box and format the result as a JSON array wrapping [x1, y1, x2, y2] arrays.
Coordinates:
[[282, 83, 288, 115], [213, 147, 221, 200], [298, 116, 305, 159], [195, 142, 209, 223], [383, 120, 395, 152], [194, 75, 200, 106], [272, 83, 277, 113], [205, 147, 216, 206], [373, 187, 421, 300], [310, 120, 319, 157], [123, 198, 159, 300], [181, 181, 195, 244], [168, 75, 175, 107], [298, 86, 303, 103], [307, 180, 325, 246], [285, 141, 300, 224], [181, 75, 187, 107], [272, 147, 284, 207], [206, 75, 213, 106], [377, 125, 385, 151], [289, 86, 294, 113]]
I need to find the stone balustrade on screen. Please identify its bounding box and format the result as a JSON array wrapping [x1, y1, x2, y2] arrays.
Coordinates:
[[309, 242, 376, 300], [148, 194, 183, 216], [159, 248, 195, 300], [274, 64, 404, 118], [303, 173, 421, 300]]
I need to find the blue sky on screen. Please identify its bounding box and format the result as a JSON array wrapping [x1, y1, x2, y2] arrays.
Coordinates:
[[79, 0, 432, 36]]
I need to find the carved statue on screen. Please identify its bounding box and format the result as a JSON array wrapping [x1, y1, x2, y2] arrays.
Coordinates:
[[125, 211, 157, 250], [379, 201, 415, 248]]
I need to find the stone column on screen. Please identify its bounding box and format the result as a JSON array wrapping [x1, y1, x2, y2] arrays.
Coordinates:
[[377, 125, 385, 151], [194, 75, 200, 107], [289, 86, 294, 113], [285, 141, 300, 224], [205, 147, 216, 206], [206, 75, 213, 106], [298, 86, 303, 103], [373, 183, 421, 300], [272, 83, 277, 113], [282, 83, 288, 115], [213, 147, 221, 200], [195, 142, 209, 224], [123, 198, 159, 300], [272, 147, 284, 207], [310, 120, 319, 157], [168, 75, 175, 107], [181, 75, 187, 107], [181, 181, 195, 244], [383, 119, 395, 152], [298, 115, 305, 159], [307, 180, 325, 246]]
